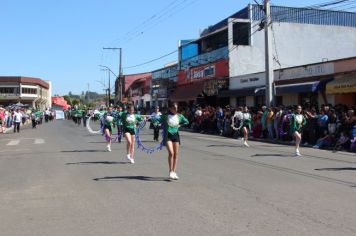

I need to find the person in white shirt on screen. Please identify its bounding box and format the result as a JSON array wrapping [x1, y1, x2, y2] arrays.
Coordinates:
[[13, 109, 23, 133], [150, 106, 162, 141]]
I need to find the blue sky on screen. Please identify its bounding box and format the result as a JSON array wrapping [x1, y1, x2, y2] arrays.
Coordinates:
[[0, 0, 328, 95]]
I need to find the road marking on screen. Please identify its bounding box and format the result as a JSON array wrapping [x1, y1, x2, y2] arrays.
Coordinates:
[[34, 138, 45, 144], [6, 140, 20, 146]]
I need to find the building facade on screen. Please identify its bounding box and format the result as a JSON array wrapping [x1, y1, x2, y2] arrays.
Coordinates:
[[227, 5, 356, 106], [173, 4, 356, 107], [0, 76, 51, 109], [220, 57, 356, 107], [123, 73, 152, 109], [151, 62, 178, 108]]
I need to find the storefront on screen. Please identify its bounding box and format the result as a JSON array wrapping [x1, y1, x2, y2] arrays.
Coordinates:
[[222, 61, 336, 108], [326, 75, 356, 106], [170, 59, 229, 106]]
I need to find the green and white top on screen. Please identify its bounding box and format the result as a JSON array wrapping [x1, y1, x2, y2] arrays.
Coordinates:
[[121, 112, 144, 132], [291, 113, 306, 133], [155, 113, 189, 135]]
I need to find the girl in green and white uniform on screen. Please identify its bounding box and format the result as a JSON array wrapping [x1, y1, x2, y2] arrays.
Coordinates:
[[291, 105, 307, 156], [155, 103, 189, 180], [241, 106, 252, 147], [103, 107, 116, 152], [121, 105, 144, 164]]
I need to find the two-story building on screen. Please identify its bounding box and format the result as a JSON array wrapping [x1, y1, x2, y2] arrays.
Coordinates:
[[151, 62, 178, 108], [0, 76, 52, 109], [172, 4, 356, 107]]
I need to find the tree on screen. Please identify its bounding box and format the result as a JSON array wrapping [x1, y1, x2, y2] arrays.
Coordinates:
[[63, 95, 72, 106]]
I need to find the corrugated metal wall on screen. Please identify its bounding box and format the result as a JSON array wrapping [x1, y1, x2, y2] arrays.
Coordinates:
[[251, 5, 356, 28]]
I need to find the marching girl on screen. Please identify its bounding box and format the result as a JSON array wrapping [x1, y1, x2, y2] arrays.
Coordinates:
[[241, 106, 252, 147], [291, 105, 306, 156], [121, 105, 145, 164], [154, 103, 189, 180], [102, 106, 116, 152]]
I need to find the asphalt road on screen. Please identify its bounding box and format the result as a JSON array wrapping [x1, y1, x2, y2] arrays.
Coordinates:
[[0, 120, 356, 236]]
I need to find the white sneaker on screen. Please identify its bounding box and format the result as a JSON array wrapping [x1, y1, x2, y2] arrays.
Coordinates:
[[295, 150, 301, 156], [243, 141, 250, 147], [107, 145, 111, 152], [130, 158, 135, 164], [173, 172, 179, 180], [126, 154, 131, 161], [169, 171, 175, 179]]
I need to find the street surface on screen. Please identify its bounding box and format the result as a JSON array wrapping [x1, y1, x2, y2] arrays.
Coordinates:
[[0, 120, 356, 236]]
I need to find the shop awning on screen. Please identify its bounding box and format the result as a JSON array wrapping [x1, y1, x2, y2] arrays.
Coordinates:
[[218, 80, 331, 97], [276, 81, 321, 94], [169, 81, 204, 101], [218, 87, 264, 97], [326, 76, 356, 94]]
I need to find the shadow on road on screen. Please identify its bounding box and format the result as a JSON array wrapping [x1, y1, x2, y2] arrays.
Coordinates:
[[93, 176, 171, 182], [207, 144, 238, 148], [66, 161, 127, 165], [315, 167, 356, 171], [61, 150, 107, 153], [251, 154, 291, 157]]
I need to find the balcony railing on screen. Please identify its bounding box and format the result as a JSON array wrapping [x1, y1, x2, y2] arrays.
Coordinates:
[[180, 46, 228, 70]]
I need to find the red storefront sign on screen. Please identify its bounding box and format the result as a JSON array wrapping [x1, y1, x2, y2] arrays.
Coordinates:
[[177, 59, 229, 85]]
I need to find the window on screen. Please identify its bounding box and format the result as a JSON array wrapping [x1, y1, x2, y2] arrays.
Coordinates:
[[233, 22, 250, 46], [22, 88, 37, 94], [236, 96, 246, 106], [300, 92, 318, 108], [0, 87, 19, 94], [255, 95, 265, 108], [276, 96, 283, 106]]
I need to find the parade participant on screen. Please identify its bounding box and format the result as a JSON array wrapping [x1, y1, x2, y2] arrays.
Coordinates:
[[291, 105, 306, 156], [232, 107, 243, 138], [153, 102, 189, 180], [102, 106, 115, 152], [114, 105, 124, 143], [241, 106, 252, 147], [121, 105, 144, 164], [150, 106, 162, 141]]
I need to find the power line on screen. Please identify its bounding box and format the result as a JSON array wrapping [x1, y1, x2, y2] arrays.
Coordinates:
[[124, 0, 356, 71]]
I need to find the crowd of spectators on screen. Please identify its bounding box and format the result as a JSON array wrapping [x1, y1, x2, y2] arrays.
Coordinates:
[[179, 103, 356, 153], [0, 106, 55, 133]]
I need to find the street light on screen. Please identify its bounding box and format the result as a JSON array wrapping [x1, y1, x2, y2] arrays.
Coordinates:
[[98, 64, 122, 105], [102, 47, 123, 103]]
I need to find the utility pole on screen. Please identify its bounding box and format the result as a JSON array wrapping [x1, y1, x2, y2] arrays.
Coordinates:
[[264, 0, 275, 107], [87, 83, 90, 103], [103, 47, 122, 103], [108, 69, 111, 106]]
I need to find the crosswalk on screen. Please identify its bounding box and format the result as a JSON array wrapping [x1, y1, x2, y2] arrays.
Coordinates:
[[2, 138, 45, 146]]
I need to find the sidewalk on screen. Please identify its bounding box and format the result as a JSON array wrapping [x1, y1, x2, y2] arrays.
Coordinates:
[[181, 128, 355, 155], [1, 121, 31, 134]]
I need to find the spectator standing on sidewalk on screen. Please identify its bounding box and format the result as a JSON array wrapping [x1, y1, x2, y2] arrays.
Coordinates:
[[216, 107, 224, 135], [31, 110, 37, 128], [45, 108, 50, 123], [260, 106, 268, 138], [317, 110, 329, 138], [13, 108, 23, 133], [274, 106, 283, 140], [267, 107, 274, 139]]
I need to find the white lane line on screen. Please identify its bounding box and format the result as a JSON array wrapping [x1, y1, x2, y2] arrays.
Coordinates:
[[34, 138, 45, 144], [6, 140, 20, 146]]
